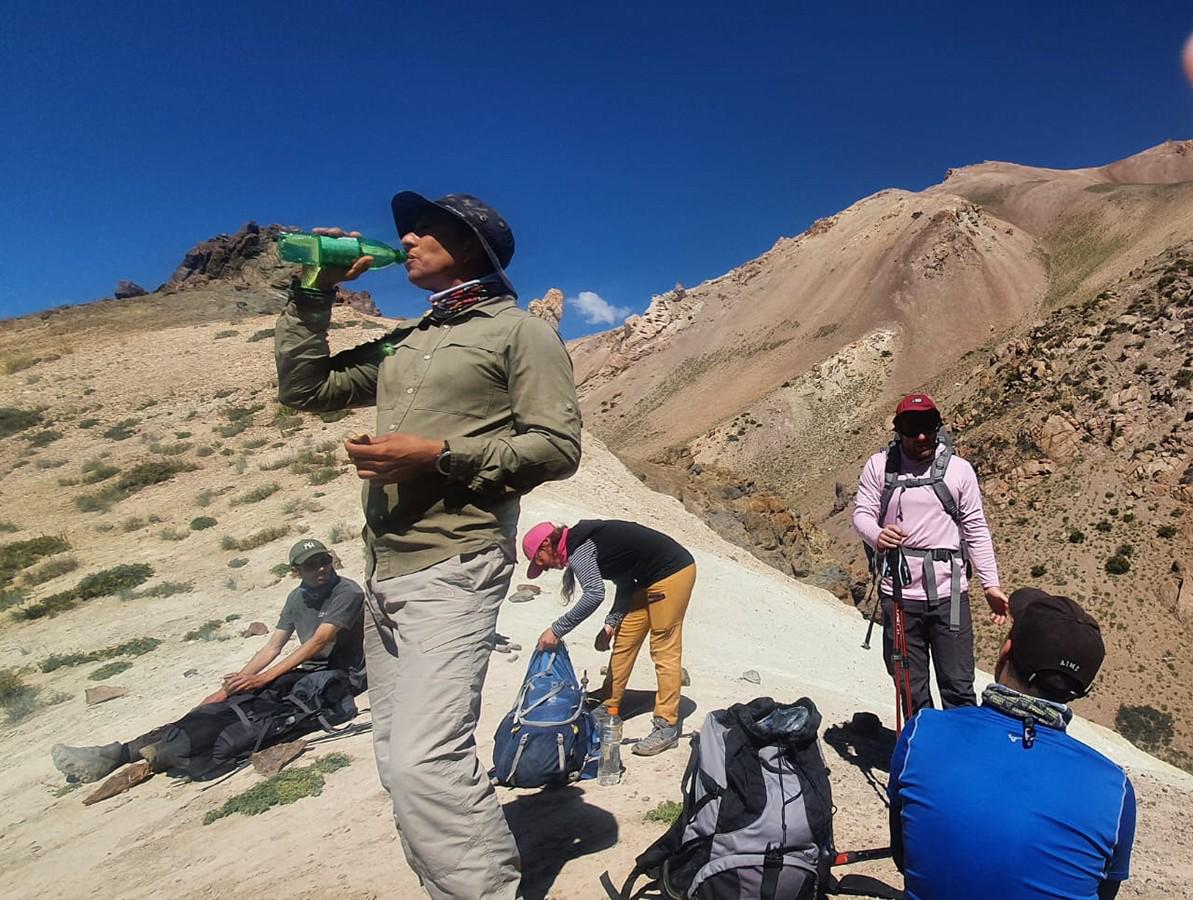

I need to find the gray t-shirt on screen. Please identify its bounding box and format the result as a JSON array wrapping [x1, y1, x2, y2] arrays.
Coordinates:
[[277, 575, 366, 690]]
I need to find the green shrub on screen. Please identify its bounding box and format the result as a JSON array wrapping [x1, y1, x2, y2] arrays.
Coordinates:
[[308, 467, 339, 486], [0, 669, 64, 723], [644, 800, 684, 825], [1029, 564, 1047, 578], [80, 460, 120, 484], [12, 590, 80, 619], [203, 753, 350, 824], [247, 328, 275, 343], [232, 482, 280, 505], [78, 417, 100, 429], [190, 516, 218, 530], [0, 407, 43, 439], [218, 420, 248, 438], [1116, 704, 1174, 752], [1067, 529, 1085, 544], [76, 460, 196, 511], [184, 620, 223, 641], [131, 581, 193, 599], [317, 409, 351, 424], [196, 445, 215, 457], [1158, 524, 1178, 539], [1117, 543, 1133, 557], [227, 557, 249, 568], [0, 521, 17, 533], [40, 636, 161, 672], [88, 660, 133, 681], [1104, 555, 1130, 576], [158, 527, 189, 542], [214, 329, 239, 339], [1094, 520, 1112, 532], [270, 562, 293, 579], [222, 525, 291, 553], [0, 535, 71, 588], [102, 418, 140, 441], [0, 589, 26, 612], [75, 564, 154, 600], [20, 556, 79, 586], [28, 429, 62, 447], [149, 441, 192, 456]]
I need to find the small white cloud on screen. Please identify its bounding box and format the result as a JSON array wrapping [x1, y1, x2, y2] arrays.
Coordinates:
[[570, 290, 633, 326]]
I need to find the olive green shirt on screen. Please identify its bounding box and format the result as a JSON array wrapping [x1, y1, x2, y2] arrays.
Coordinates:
[[275, 288, 582, 579]]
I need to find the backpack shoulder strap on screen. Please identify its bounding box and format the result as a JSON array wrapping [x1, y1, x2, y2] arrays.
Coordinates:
[[876, 441, 901, 525], [929, 431, 962, 527]]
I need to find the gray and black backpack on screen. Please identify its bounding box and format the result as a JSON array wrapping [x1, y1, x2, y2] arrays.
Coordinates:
[[607, 697, 835, 900]]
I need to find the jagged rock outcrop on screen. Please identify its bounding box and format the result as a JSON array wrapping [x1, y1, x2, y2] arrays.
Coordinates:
[[114, 280, 147, 299], [160, 221, 379, 316], [528, 288, 564, 330]]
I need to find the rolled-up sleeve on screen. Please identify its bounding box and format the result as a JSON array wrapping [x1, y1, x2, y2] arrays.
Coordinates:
[[275, 284, 383, 411], [449, 315, 582, 495]]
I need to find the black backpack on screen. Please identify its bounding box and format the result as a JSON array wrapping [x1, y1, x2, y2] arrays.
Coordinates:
[[609, 697, 835, 900], [145, 668, 358, 781]]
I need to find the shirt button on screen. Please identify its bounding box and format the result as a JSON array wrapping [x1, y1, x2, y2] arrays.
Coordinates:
[[423, 354, 431, 360], [406, 387, 415, 394]]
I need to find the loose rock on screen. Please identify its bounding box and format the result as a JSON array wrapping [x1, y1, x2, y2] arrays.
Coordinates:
[[507, 591, 536, 604], [515, 584, 542, 595], [242, 621, 270, 637], [85, 686, 129, 706], [741, 669, 762, 685], [83, 760, 153, 806], [251, 739, 308, 776]]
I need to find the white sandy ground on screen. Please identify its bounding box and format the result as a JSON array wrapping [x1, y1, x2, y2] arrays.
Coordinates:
[[1, 438, 1191, 899]]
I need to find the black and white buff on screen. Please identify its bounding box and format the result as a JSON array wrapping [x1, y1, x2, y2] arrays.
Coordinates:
[[427, 274, 510, 323]]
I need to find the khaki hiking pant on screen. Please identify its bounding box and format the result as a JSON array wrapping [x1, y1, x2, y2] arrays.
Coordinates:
[[364, 545, 521, 900], [606, 562, 697, 726]]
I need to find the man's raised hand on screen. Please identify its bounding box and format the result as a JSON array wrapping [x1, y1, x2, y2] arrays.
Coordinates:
[[309, 226, 374, 289]]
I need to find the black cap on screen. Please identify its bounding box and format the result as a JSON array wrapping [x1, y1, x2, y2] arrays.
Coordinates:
[[391, 192, 515, 289], [1009, 588, 1105, 697]]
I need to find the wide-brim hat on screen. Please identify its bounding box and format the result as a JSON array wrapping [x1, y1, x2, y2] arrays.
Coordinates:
[[391, 191, 515, 291]]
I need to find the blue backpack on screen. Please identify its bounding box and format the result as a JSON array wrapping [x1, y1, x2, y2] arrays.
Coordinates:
[[490, 644, 600, 788]]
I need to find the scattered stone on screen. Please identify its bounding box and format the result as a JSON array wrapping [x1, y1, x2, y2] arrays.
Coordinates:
[[507, 653, 520, 663], [507, 590, 536, 604], [85, 686, 129, 706], [83, 761, 153, 805], [183, 668, 199, 678], [241, 621, 270, 637], [681, 667, 691, 687], [740, 669, 762, 685], [251, 739, 308, 776], [600, 665, 608, 676], [515, 584, 542, 595]]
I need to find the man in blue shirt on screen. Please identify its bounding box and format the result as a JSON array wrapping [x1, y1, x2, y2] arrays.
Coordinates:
[[888, 588, 1135, 900]]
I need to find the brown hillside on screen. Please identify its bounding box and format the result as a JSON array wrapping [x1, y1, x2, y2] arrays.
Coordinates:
[[573, 141, 1193, 766]]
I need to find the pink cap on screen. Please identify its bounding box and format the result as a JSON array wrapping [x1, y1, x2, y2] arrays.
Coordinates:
[[522, 522, 558, 579]]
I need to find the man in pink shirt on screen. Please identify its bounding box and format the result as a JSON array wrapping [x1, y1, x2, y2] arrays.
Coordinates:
[[854, 394, 1009, 711]]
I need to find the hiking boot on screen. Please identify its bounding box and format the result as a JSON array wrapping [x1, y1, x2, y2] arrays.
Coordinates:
[[51, 742, 125, 783], [632, 717, 680, 756]]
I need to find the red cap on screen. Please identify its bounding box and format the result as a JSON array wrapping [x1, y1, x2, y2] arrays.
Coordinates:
[[521, 522, 558, 579], [894, 393, 938, 418]]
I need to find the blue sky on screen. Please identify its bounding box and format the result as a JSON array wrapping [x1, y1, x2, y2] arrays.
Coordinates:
[[2, 2, 1191, 339]]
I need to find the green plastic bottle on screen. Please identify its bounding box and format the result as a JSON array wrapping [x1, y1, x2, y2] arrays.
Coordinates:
[[278, 232, 408, 287]]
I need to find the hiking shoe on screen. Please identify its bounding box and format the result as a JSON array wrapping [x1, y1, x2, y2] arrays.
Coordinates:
[[632, 717, 680, 756], [51, 742, 125, 783]]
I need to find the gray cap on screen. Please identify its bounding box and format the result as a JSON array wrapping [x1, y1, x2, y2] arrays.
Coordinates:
[[288, 538, 330, 566], [390, 191, 515, 290]]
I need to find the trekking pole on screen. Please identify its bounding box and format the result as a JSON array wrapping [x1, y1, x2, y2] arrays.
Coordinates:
[[887, 549, 914, 737], [832, 847, 894, 866], [860, 551, 881, 650]]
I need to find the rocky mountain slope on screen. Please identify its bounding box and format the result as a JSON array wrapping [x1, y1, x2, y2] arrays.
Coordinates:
[[571, 141, 1193, 767]]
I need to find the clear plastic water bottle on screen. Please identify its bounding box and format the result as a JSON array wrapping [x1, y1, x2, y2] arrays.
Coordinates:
[[598, 715, 623, 785]]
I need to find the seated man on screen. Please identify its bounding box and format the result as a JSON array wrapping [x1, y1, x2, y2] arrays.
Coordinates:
[[888, 587, 1135, 900], [52, 539, 366, 783]]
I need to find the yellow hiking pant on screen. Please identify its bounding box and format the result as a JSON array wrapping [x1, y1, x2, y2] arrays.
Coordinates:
[[605, 562, 696, 726]]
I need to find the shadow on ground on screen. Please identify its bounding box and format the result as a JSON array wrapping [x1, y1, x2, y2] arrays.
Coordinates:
[[823, 711, 897, 806], [505, 786, 619, 900]]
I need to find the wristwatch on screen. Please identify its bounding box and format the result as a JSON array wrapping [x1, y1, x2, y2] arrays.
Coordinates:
[[435, 441, 452, 476]]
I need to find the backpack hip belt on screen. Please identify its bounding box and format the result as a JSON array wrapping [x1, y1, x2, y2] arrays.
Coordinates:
[[897, 546, 967, 633]]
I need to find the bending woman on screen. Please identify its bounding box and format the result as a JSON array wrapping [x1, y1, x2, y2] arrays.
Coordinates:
[[522, 519, 696, 756]]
